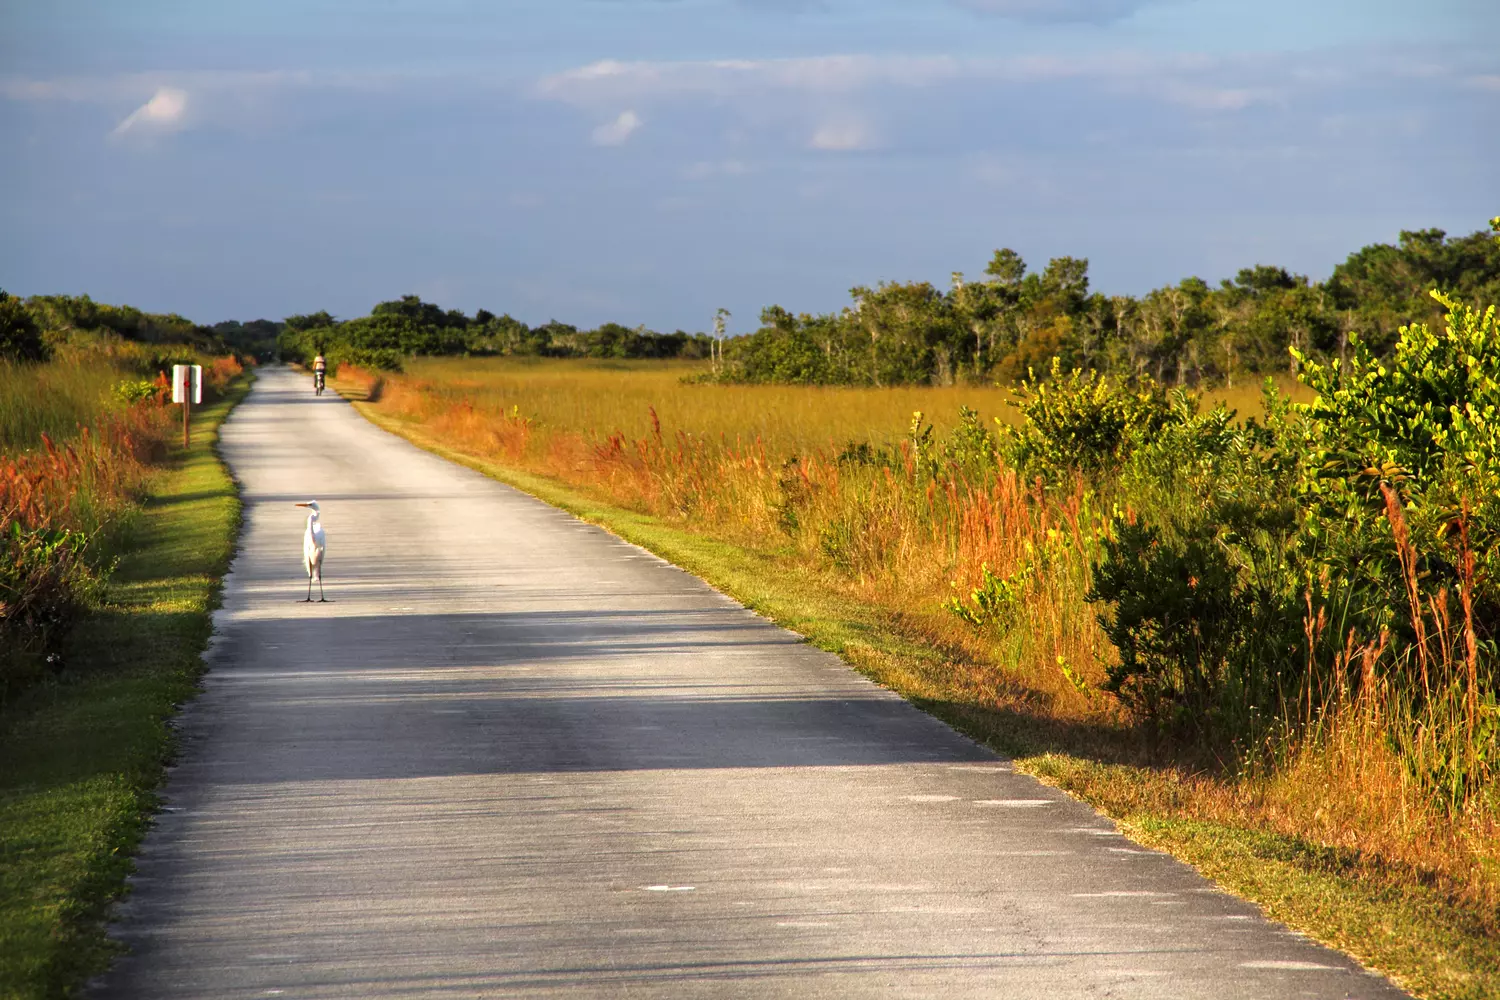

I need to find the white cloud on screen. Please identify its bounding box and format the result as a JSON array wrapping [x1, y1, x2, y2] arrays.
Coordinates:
[[2, 69, 412, 142], [536, 55, 963, 106], [592, 109, 642, 145], [809, 121, 874, 151], [533, 50, 1303, 160], [110, 87, 188, 137], [532, 51, 1312, 114]]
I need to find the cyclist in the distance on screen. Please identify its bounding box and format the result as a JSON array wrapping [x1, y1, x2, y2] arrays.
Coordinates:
[[313, 352, 327, 395]]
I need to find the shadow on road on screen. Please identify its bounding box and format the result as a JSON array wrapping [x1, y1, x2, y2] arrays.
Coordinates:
[[185, 604, 999, 782]]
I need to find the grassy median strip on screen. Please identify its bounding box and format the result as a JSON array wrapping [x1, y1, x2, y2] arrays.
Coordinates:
[[0, 379, 249, 1000], [352, 400, 1493, 1000]]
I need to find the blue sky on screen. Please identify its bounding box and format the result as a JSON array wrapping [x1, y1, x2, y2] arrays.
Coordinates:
[[1, 0, 1496, 332]]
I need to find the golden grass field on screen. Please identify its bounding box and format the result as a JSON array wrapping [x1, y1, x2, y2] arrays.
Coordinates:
[[338, 357, 1493, 1000], [396, 356, 1309, 453]]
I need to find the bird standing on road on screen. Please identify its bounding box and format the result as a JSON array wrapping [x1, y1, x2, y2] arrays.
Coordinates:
[[295, 501, 327, 602]]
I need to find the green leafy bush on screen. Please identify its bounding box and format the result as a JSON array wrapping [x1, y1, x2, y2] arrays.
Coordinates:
[[1294, 290, 1500, 628], [113, 379, 160, 405], [334, 346, 405, 373], [1084, 279, 1500, 771], [0, 523, 106, 691], [1084, 380, 1304, 737], [1089, 520, 1247, 729], [944, 562, 1032, 631], [1087, 515, 1301, 741], [943, 405, 999, 474], [0, 290, 49, 363], [1000, 359, 1182, 480]]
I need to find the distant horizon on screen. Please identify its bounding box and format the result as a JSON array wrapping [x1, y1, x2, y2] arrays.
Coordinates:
[[18, 215, 1496, 335], [4, 1, 1496, 334]]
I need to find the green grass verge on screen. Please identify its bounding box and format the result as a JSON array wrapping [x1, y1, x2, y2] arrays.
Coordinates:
[[0, 380, 250, 1000], [352, 402, 1495, 1000]]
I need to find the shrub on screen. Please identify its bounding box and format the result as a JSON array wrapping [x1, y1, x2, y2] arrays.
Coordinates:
[[1294, 290, 1500, 629], [1081, 380, 1305, 739], [836, 440, 899, 470], [205, 355, 245, 393], [1087, 513, 1302, 742], [334, 346, 404, 372], [113, 379, 161, 405], [1085, 285, 1500, 766], [0, 290, 49, 363], [1000, 359, 1182, 480], [0, 523, 105, 690], [944, 562, 1031, 631], [1089, 520, 1246, 729], [943, 405, 999, 475]]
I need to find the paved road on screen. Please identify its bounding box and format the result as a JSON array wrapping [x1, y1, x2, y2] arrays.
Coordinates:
[[95, 367, 1404, 999]]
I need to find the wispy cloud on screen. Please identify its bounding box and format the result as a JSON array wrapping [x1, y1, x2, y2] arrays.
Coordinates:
[[535, 55, 964, 105], [532, 46, 1495, 131], [2, 68, 475, 144], [5, 45, 1488, 165], [2, 70, 319, 104], [592, 109, 642, 145], [532, 51, 1299, 150], [110, 87, 188, 137], [530, 51, 1318, 112], [953, 0, 1170, 23]]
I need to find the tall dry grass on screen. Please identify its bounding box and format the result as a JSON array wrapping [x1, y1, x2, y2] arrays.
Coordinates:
[[1, 345, 244, 695], [341, 358, 1495, 925], [1, 349, 244, 529], [0, 360, 126, 455], [394, 356, 1309, 455]]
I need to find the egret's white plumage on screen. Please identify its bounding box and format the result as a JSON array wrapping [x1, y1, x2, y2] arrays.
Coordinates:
[[295, 500, 327, 601]]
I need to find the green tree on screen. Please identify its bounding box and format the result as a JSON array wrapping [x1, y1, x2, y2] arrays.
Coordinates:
[[850, 281, 961, 385], [0, 290, 48, 363]]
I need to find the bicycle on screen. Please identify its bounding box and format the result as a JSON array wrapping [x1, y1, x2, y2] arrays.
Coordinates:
[[314, 370, 326, 396]]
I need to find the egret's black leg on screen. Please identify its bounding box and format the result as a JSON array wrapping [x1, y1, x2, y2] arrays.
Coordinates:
[[302, 574, 313, 602], [317, 574, 327, 602]]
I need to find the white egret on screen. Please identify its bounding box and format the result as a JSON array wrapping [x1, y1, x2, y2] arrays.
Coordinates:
[[295, 501, 327, 602]]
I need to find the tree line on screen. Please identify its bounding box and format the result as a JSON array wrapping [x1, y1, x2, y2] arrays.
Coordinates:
[[12, 221, 1495, 388], [718, 223, 1500, 386], [1, 292, 283, 365], [2, 288, 716, 373], [277, 296, 715, 371]]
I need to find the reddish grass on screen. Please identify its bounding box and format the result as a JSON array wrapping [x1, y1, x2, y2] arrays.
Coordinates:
[[2, 351, 245, 694], [0, 410, 171, 536]]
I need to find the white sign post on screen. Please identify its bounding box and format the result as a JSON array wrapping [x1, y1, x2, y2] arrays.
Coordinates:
[[172, 364, 203, 446]]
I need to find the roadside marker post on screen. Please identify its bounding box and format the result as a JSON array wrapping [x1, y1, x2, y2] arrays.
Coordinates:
[[172, 364, 203, 447]]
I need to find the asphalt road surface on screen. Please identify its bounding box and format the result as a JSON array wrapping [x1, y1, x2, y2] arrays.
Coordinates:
[[94, 367, 1406, 999]]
